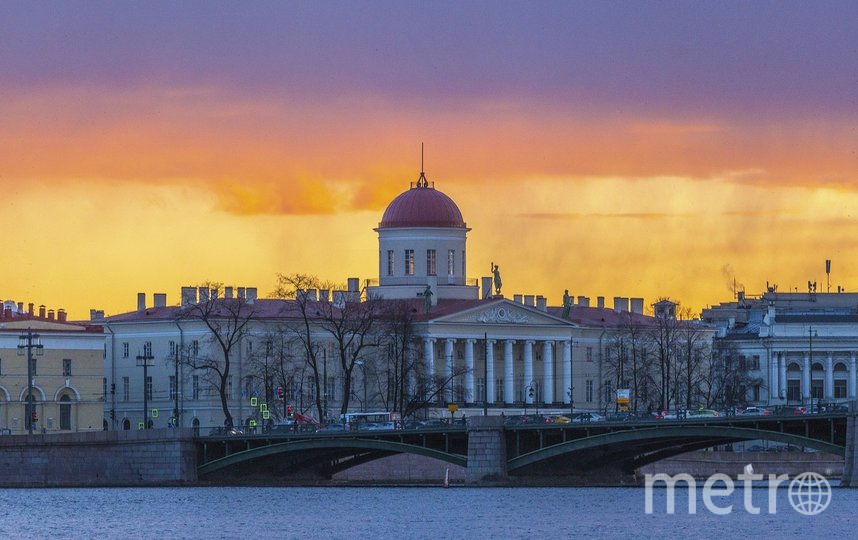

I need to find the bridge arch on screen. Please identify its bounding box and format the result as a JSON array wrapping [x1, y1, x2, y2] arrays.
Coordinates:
[[198, 437, 466, 477], [507, 426, 844, 473]]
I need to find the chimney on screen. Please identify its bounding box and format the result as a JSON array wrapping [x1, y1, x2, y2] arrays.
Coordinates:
[[17, 301, 23, 313], [613, 297, 629, 312], [153, 293, 167, 308], [198, 287, 210, 303], [536, 296, 547, 311], [319, 289, 330, 302], [137, 293, 146, 311], [597, 296, 605, 309], [90, 309, 98, 321], [181, 287, 197, 307], [3, 308, 10, 319], [238, 287, 246, 299], [524, 295, 535, 307], [630, 298, 644, 314], [246, 287, 257, 304], [481, 277, 493, 299], [307, 289, 318, 302], [28, 302, 34, 315], [347, 278, 360, 293], [513, 294, 523, 303], [39, 305, 46, 318], [48, 309, 55, 320], [333, 291, 346, 308], [58, 309, 67, 322], [225, 287, 234, 299]]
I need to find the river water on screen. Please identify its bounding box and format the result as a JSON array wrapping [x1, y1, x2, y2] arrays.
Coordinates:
[[1, 486, 855, 539]]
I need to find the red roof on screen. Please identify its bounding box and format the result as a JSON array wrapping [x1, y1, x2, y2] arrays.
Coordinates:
[[378, 184, 466, 229]]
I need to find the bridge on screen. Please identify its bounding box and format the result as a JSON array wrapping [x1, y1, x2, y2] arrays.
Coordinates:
[[196, 412, 858, 486]]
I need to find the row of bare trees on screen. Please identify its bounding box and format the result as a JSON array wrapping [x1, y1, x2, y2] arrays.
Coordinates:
[[175, 275, 462, 428], [601, 305, 759, 414]]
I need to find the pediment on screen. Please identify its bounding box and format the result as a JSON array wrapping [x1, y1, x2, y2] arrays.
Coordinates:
[[431, 300, 572, 326]]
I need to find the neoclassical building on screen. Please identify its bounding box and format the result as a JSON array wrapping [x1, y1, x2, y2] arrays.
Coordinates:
[[96, 169, 695, 430], [0, 302, 105, 434], [703, 290, 858, 405]]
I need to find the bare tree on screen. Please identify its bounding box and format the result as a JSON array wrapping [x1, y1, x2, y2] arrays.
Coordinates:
[[179, 282, 256, 429]]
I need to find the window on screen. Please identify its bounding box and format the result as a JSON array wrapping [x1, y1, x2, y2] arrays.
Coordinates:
[[143, 341, 152, 357], [448, 250, 455, 276], [476, 377, 486, 402], [751, 384, 761, 402], [192, 340, 199, 356], [122, 342, 129, 358], [32, 358, 37, 376], [123, 377, 130, 401], [169, 341, 176, 357], [227, 376, 234, 399], [585, 379, 594, 402], [750, 355, 760, 370], [265, 341, 273, 356], [169, 376, 177, 400], [604, 381, 613, 404], [326, 377, 336, 401], [495, 378, 504, 402], [462, 250, 466, 275], [145, 376, 153, 401], [835, 380, 847, 399], [404, 249, 415, 275], [247, 340, 253, 354], [59, 395, 72, 430], [426, 249, 436, 276], [787, 380, 800, 401], [63, 358, 72, 376], [811, 380, 824, 400], [586, 347, 593, 362], [387, 250, 395, 276], [192, 376, 200, 400]]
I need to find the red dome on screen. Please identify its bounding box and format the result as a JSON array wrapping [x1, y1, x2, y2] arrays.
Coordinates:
[[379, 183, 466, 229]]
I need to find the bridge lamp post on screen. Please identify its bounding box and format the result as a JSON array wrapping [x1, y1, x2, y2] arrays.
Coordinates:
[[567, 386, 574, 418], [17, 329, 44, 435], [809, 326, 817, 410], [136, 351, 155, 429], [355, 359, 368, 412]]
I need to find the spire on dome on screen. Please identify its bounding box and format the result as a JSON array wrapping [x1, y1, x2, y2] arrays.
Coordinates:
[[415, 142, 429, 188]]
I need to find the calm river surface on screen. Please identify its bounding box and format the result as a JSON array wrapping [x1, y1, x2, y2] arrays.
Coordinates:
[[1, 486, 856, 539]]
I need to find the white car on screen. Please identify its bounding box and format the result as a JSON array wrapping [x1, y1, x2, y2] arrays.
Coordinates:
[[571, 412, 604, 423], [740, 406, 771, 416]]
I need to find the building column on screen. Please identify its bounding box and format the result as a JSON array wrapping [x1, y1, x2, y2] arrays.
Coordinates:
[[523, 340, 534, 404], [424, 338, 436, 399], [779, 352, 787, 399], [485, 340, 496, 403], [464, 339, 475, 404], [504, 340, 515, 405], [445, 338, 455, 402], [825, 352, 835, 400], [770, 350, 779, 400], [849, 353, 857, 399], [562, 340, 572, 405], [802, 353, 811, 401], [542, 341, 554, 404]]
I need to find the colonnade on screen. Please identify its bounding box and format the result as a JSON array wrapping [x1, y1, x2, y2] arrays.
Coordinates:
[[769, 351, 857, 401], [423, 337, 573, 405]]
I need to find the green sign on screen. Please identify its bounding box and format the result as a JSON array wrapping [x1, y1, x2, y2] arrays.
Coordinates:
[[151, 408, 159, 418], [138, 422, 145, 429], [262, 410, 270, 420], [250, 397, 258, 407]]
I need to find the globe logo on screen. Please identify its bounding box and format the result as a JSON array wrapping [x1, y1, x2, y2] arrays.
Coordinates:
[[788, 472, 832, 516]]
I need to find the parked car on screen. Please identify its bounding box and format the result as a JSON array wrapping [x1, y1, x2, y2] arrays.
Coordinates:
[[740, 406, 772, 416], [687, 408, 720, 418], [571, 412, 604, 423], [208, 427, 243, 437]]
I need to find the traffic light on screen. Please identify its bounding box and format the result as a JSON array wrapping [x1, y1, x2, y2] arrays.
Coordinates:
[[287, 405, 293, 418], [277, 386, 284, 399], [110, 409, 115, 420]]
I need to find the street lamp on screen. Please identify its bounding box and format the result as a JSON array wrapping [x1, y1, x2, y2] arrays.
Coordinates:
[[355, 359, 368, 412], [567, 386, 575, 418], [808, 326, 818, 410], [525, 382, 535, 416], [17, 329, 44, 435], [136, 350, 155, 429]]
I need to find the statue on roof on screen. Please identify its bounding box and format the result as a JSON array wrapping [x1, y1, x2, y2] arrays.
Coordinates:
[[562, 289, 571, 319], [423, 284, 434, 314], [492, 262, 502, 296]]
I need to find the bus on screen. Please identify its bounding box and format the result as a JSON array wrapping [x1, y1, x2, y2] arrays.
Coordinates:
[[340, 411, 402, 431]]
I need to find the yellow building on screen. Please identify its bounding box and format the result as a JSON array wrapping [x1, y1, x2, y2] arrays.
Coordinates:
[[0, 303, 105, 434]]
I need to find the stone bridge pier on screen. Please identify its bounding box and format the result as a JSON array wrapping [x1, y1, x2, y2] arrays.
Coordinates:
[[842, 416, 858, 487], [465, 415, 507, 484]]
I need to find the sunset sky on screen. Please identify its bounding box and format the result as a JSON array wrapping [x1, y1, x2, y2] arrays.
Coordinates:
[[2, 2, 857, 318]]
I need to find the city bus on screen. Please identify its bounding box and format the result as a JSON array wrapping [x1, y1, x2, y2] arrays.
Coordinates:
[[340, 411, 402, 431]]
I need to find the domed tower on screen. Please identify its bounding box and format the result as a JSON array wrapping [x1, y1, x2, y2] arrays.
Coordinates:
[[368, 166, 478, 302]]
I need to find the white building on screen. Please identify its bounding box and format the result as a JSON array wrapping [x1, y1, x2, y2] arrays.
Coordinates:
[[96, 168, 690, 430], [702, 290, 858, 406]]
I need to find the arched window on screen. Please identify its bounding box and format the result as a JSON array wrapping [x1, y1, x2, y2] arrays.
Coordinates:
[[123, 418, 131, 430], [59, 395, 72, 430]]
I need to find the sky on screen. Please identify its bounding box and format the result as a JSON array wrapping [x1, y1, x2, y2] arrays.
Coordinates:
[[1, 1, 857, 318]]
